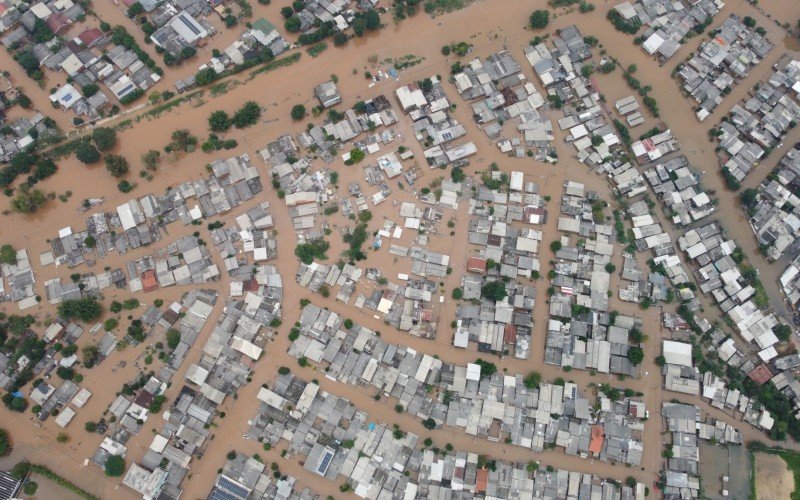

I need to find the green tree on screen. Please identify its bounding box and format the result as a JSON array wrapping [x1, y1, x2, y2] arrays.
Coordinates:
[[523, 371, 541, 389], [142, 150, 161, 170], [0, 428, 10, 456], [285, 15, 301, 32], [11, 461, 30, 479], [474, 359, 497, 380], [82, 83, 100, 97], [208, 110, 231, 132], [773, 324, 792, 342], [57, 298, 103, 322], [481, 280, 507, 301], [34, 158, 57, 180], [104, 455, 125, 476], [0, 245, 17, 265], [75, 141, 101, 164], [195, 67, 217, 86], [105, 155, 129, 177], [740, 188, 758, 211], [627, 346, 644, 365], [349, 147, 366, 163], [92, 127, 117, 151], [291, 104, 307, 120], [232, 101, 261, 128], [530, 9, 549, 29], [166, 329, 181, 350], [11, 188, 46, 213]]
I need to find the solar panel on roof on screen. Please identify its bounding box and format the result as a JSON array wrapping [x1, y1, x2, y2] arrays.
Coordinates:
[[208, 487, 240, 500], [216, 476, 249, 499], [177, 14, 201, 36], [317, 449, 334, 474]]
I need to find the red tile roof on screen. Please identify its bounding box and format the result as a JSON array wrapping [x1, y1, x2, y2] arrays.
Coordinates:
[[475, 468, 488, 493], [504, 324, 517, 344], [747, 364, 773, 386], [589, 425, 605, 454], [141, 270, 158, 293], [466, 257, 487, 273], [78, 28, 104, 47]]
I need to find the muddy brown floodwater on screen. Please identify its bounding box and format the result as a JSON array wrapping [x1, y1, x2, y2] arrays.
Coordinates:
[[2, 0, 800, 498]]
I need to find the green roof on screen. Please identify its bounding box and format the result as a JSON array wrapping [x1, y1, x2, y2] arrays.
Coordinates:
[[252, 18, 277, 35]]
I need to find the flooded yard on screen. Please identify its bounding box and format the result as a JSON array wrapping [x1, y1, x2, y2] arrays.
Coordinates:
[[699, 442, 752, 500]]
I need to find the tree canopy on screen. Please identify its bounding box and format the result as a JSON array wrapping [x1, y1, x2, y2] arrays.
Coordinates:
[[231, 101, 261, 128], [0, 245, 17, 265], [75, 141, 101, 164], [57, 298, 103, 322], [208, 110, 231, 132], [530, 9, 549, 29], [104, 455, 125, 476], [104, 155, 129, 177], [290, 104, 307, 120], [92, 127, 117, 151], [480, 280, 507, 301]]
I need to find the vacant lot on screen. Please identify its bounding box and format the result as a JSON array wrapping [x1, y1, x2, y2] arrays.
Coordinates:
[[755, 453, 794, 500]]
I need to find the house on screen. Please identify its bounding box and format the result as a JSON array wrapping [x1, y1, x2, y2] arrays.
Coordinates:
[[314, 80, 341, 108]]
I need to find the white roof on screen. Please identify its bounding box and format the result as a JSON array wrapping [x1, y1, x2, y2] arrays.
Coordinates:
[[663, 340, 692, 367]]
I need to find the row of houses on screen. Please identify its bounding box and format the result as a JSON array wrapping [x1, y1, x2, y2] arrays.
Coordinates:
[[210, 201, 278, 287], [746, 145, 800, 262], [0, 248, 36, 309], [545, 181, 645, 376], [714, 58, 800, 181], [247, 372, 647, 499], [624, 198, 692, 292], [453, 170, 547, 357], [394, 77, 477, 168], [47, 153, 261, 269], [677, 222, 784, 355], [643, 155, 716, 226], [661, 339, 775, 430], [452, 48, 555, 160], [288, 303, 647, 465], [183, 18, 289, 91], [209, 453, 317, 500], [88, 290, 218, 500], [0, 104, 60, 163], [612, 0, 723, 60], [0, 314, 91, 395], [43, 266, 126, 305], [526, 29, 626, 168], [661, 402, 741, 500], [676, 15, 773, 121]]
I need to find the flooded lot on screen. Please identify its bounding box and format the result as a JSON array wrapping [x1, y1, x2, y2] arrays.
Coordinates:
[[699, 441, 752, 500]]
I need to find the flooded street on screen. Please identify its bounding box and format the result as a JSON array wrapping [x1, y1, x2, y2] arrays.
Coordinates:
[[2, 0, 800, 497]]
